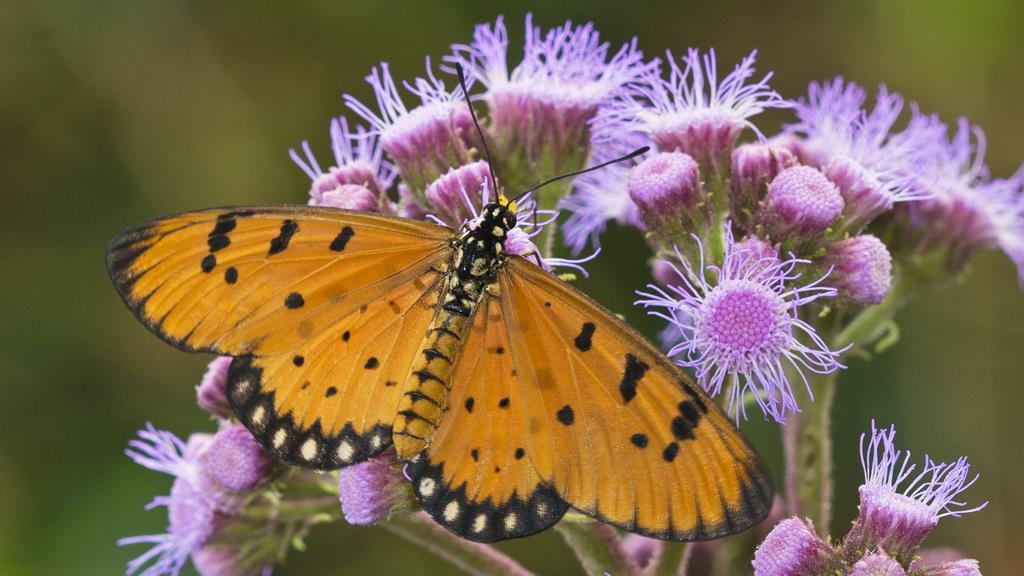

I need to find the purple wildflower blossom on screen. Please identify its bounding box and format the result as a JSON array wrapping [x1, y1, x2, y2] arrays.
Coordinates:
[[560, 135, 650, 254], [928, 559, 982, 576], [825, 235, 893, 305], [911, 119, 1024, 287], [785, 79, 942, 227], [849, 553, 906, 576], [636, 228, 845, 422], [337, 451, 408, 525], [628, 150, 706, 241], [119, 424, 225, 576], [290, 116, 397, 209], [196, 356, 233, 419], [752, 518, 837, 576], [424, 161, 493, 226], [729, 142, 799, 230], [202, 424, 273, 492], [852, 421, 987, 561], [345, 59, 476, 192], [598, 48, 788, 166], [449, 15, 653, 173], [760, 165, 844, 239]]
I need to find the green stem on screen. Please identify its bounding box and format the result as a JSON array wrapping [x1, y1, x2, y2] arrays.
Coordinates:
[[651, 542, 689, 576], [787, 370, 838, 534], [556, 517, 640, 576], [384, 512, 534, 576]]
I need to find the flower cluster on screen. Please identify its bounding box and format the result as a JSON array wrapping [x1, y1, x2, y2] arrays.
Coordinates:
[[753, 422, 986, 575]]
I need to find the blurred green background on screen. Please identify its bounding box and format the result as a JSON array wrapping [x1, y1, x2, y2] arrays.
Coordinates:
[[3, 1, 1022, 574]]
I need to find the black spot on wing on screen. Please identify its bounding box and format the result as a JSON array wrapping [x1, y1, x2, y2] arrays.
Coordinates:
[[325, 386, 337, 398], [224, 266, 238, 284], [498, 397, 510, 409], [285, 292, 304, 309], [364, 357, 379, 369], [292, 355, 304, 367], [200, 254, 216, 272], [465, 397, 475, 413], [662, 442, 679, 462], [619, 354, 650, 404], [471, 448, 479, 462], [630, 433, 649, 448], [330, 226, 355, 252], [342, 330, 351, 342], [573, 322, 596, 352], [268, 219, 298, 255], [556, 405, 575, 426]]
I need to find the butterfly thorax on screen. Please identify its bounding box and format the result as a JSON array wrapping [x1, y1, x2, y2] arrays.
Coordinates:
[[393, 202, 517, 459]]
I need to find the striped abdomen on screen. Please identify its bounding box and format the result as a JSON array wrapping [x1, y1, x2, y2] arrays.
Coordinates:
[[393, 272, 486, 460]]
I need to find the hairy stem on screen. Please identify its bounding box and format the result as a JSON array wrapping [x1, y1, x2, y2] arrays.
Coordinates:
[[556, 517, 640, 576], [384, 512, 535, 576]]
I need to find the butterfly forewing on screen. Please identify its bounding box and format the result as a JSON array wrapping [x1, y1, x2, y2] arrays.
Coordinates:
[[407, 296, 568, 542], [498, 258, 773, 540], [107, 206, 452, 354]]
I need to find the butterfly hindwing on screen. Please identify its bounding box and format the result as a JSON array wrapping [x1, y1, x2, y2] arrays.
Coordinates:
[[227, 265, 446, 469], [407, 295, 568, 542], [108, 205, 454, 470], [498, 258, 773, 541]]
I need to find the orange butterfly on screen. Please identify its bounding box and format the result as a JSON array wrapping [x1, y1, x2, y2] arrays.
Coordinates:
[[107, 189, 772, 542]]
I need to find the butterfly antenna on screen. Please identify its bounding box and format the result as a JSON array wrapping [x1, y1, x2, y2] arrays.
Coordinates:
[[510, 146, 651, 206], [455, 63, 499, 199]]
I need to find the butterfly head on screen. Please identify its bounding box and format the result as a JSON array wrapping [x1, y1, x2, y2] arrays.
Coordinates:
[[479, 198, 518, 238]]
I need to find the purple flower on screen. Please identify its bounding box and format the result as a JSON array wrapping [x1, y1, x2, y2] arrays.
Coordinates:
[[911, 119, 1024, 287], [290, 116, 397, 209], [927, 560, 982, 576], [599, 48, 788, 167], [636, 228, 845, 422], [851, 421, 987, 562], [191, 546, 273, 576], [785, 79, 941, 227], [196, 356, 233, 419], [729, 142, 798, 230], [627, 150, 706, 241], [752, 518, 837, 576], [201, 424, 274, 492], [337, 451, 409, 525], [824, 235, 893, 305], [345, 60, 476, 193], [849, 553, 906, 576], [119, 424, 225, 576], [560, 138, 649, 255], [449, 15, 653, 178], [621, 534, 662, 570], [424, 161, 493, 226], [759, 165, 844, 240]]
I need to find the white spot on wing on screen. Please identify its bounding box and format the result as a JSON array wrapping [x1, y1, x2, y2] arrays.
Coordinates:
[[504, 512, 518, 532], [371, 434, 383, 449], [337, 440, 355, 463], [473, 513, 487, 533], [251, 405, 267, 428], [301, 438, 318, 461], [419, 477, 436, 497], [443, 500, 460, 522], [536, 502, 548, 518], [272, 427, 288, 449]]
